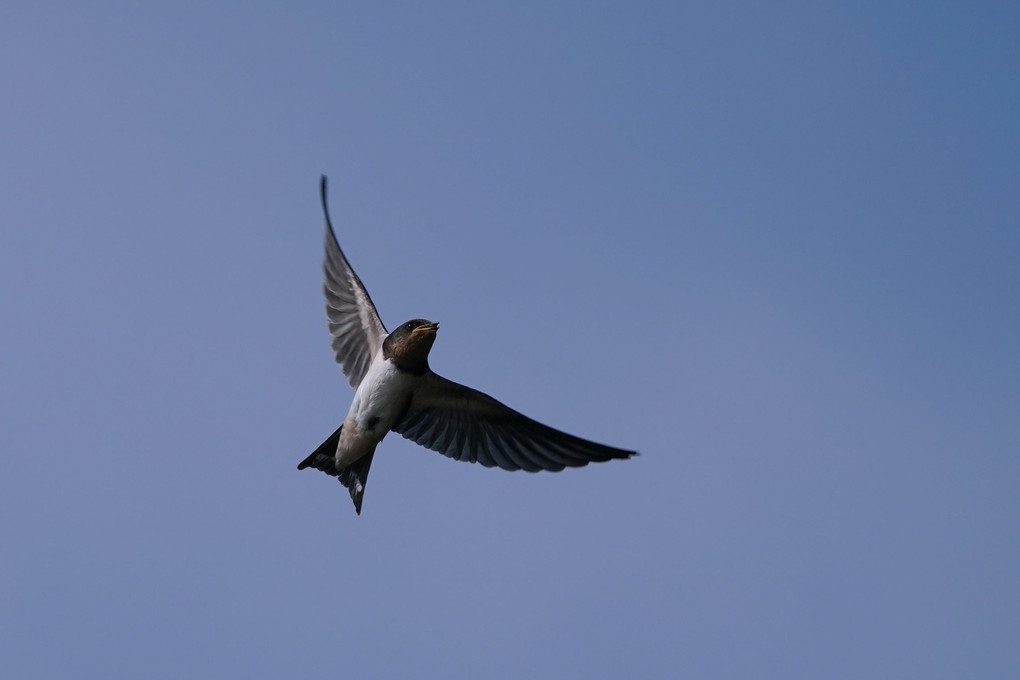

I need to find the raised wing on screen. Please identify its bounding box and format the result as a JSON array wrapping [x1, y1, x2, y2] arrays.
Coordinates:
[[321, 176, 388, 388], [392, 373, 637, 471]]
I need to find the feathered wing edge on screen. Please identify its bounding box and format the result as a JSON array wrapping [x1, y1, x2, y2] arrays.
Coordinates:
[[320, 176, 388, 388], [392, 373, 637, 472]]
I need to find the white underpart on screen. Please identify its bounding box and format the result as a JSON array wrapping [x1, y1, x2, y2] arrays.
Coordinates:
[[335, 351, 417, 467]]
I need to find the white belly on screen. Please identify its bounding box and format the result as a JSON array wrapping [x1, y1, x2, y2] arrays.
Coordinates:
[[335, 355, 416, 466]]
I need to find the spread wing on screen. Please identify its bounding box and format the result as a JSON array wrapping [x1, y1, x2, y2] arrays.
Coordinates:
[[392, 373, 637, 471], [321, 176, 388, 388]]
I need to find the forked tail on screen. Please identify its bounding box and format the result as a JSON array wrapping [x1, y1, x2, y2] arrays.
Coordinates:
[[298, 425, 376, 515]]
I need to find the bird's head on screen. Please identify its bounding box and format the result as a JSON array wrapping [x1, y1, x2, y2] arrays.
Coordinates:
[[383, 319, 439, 374]]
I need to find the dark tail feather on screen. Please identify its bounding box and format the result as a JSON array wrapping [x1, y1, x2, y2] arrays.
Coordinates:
[[297, 425, 344, 474], [298, 425, 376, 515], [339, 449, 375, 515]]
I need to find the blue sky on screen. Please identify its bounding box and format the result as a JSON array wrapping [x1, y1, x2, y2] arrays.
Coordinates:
[[2, 2, 1018, 678]]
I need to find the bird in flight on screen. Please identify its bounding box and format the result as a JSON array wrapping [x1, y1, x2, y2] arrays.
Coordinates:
[[299, 176, 637, 514]]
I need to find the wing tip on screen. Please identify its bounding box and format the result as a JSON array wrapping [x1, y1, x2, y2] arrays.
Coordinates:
[[320, 175, 338, 242]]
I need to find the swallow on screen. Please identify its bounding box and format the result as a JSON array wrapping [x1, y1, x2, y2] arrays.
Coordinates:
[[298, 176, 637, 514]]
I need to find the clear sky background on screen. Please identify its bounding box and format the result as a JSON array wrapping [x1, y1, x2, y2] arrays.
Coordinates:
[[2, 2, 1018, 678]]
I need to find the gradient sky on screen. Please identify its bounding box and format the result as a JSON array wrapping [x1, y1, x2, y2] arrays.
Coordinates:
[[2, 3, 1018, 678]]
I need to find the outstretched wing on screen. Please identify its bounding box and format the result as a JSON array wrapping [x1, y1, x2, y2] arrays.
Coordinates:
[[320, 176, 388, 388], [392, 373, 637, 471]]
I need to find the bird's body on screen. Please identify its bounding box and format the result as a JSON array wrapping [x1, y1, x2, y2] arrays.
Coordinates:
[[299, 176, 636, 514], [337, 352, 414, 467]]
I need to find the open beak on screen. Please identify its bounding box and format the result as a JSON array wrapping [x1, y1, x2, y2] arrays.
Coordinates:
[[413, 321, 440, 335]]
